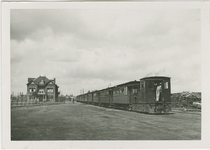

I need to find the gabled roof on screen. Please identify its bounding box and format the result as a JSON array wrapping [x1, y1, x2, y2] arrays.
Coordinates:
[[45, 80, 56, 86], [33, 76, 50, 85], [27, 76, 58, 87], [27, 78, 37, 85], [28, 78, 35, 82]]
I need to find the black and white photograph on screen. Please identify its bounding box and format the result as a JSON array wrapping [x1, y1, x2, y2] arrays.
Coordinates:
[[2, 2, 210, 149]]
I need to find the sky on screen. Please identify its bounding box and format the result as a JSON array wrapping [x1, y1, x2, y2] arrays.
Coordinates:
[[11, 9, 201, 95]]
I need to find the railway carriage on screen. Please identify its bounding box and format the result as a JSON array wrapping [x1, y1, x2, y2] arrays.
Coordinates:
[[76, 95, 80, 102], [84, 93, 88, 103], [76, 94, 83, 103], [77, 95, 81, 102], [92, 91, 99, 105], [112, 81, 140, 109], [98, 89, 110, 106], [82, 95, 84, 103], [76, 76, 171, 114], [132, 76, 171, 113], [81, 94, 85, 103], [87, 92, 93, 104]]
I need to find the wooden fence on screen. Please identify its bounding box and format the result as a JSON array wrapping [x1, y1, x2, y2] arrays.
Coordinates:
[[11, 101, 65, 108]]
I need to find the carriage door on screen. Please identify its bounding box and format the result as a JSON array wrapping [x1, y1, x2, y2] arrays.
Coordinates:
[[128, 87, 133, 104], [152, 80, 164, 102], [132, 86, 138, 104], [163, 80, 170, 102], [98, 93, 100, 105], [140, 81, 145, 102], [146, 80, 156, 103], [109, 90, 113, 105]]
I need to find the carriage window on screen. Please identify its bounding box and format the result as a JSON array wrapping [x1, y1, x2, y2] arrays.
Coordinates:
[[140, 82, 145, 89], [120, 88, 123, 95], [164, 82, 169, 89], [118, 87, 127, 95], [133, 88, 137, 93], [124, 87, 127, 95], [113, 90, 119, 96], [148, 81, 153, 88], [101, 91, 107, 97]]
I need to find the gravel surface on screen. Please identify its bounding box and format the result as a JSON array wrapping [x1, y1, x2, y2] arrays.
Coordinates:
[[11, 102, 201, 140]]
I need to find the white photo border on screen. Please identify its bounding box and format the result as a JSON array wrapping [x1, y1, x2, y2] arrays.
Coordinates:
[[2, 2, 210, 149]]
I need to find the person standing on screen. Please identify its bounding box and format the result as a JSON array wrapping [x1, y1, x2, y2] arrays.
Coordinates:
[[156, 83, 162, 102]]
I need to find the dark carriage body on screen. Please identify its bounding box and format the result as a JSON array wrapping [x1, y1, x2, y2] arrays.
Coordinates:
[[98, 89, 109, 106], [92, 91, 99, 105], [112, 81, 140, 109], [132, 76, 171, 113], [87, 92, 93, 104], [76, 76, 171, 113]]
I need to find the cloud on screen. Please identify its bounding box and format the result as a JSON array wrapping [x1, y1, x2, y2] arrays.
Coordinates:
[[11, 9, 201, 95]]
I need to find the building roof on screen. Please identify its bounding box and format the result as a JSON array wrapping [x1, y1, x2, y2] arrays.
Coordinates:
[[27, 76, 58, 87], [28, 78, 35, 82], [33, 76, 50, 85]]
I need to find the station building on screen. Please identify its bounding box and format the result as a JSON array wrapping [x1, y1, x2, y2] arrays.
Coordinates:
[[26, 76, 59, 102]]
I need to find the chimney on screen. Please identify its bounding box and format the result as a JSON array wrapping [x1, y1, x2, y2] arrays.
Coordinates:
[[54, 78, 56, 84]]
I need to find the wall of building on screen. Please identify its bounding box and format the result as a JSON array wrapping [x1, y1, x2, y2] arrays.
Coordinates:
[[26, 77, 59, 103], [27, 84, 38, 103]]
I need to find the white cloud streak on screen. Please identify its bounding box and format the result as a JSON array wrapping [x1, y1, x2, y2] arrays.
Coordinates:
[[11, 9, 201, 95]]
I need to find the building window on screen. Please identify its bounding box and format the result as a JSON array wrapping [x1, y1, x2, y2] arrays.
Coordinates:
[[40, 79, 45, 85], [47, 88, 53, 93], [48, 95, 54, 100], [29, 88, 36, 92], [29, 95, 35, 99], [38, 89, 45, 94]]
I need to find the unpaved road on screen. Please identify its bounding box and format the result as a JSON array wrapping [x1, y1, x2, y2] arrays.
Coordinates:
[[11, 102, 201, 140]]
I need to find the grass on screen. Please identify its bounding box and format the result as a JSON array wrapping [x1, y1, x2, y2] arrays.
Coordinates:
[[11, 102, 201, 140]]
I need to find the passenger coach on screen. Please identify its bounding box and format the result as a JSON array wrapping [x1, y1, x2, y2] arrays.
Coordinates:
[[76, 76, 171, 113]]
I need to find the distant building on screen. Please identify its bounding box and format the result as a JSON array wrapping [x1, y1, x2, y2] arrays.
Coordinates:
[[27, 76, 59, 102]]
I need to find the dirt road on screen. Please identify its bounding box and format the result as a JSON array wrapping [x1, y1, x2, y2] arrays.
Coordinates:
[[11, 102, 201, 140]]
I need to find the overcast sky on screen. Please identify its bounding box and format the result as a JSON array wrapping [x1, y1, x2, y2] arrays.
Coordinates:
[[11, 9, 201, 95]]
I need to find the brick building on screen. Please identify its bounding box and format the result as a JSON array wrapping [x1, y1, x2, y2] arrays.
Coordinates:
[[27, 76, 59, 102]]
